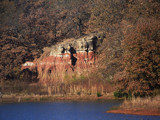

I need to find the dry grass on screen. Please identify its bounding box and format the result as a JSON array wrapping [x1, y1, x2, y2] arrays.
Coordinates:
[[120, 95, 160, 111], [35, 47, 51, 62]]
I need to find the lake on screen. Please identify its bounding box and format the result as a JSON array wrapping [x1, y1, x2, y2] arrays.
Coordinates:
[[0, 100, 159, 120]]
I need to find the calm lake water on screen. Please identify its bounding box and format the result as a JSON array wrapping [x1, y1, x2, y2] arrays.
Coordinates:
[[0, 100, 159, 120]]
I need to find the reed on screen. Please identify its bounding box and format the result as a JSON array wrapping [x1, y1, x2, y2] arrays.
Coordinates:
[[120, 95, 160, 111]]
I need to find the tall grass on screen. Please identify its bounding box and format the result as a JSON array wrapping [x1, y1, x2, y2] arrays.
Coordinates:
[[120, 95, 160, 111]]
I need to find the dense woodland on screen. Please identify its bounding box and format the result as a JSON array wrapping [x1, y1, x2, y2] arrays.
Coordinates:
[[0, 0, 160, 97]]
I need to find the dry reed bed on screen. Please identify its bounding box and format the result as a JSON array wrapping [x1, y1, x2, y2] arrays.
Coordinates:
[[120, 95, 160, 111], [107, 95, 160, 116]]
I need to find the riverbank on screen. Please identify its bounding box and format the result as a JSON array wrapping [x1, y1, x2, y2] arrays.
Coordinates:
[[107, 95, 160, 116], [0, 93, 115, 104], [107, 109, 160, 116]]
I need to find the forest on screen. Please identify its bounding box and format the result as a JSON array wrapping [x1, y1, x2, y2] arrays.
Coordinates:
[[0, 0, 160, 97]]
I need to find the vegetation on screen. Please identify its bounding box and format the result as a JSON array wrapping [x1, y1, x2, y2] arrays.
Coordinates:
[[115, 18, 160, 97], [97, 92, 102, 97], [107, 95, 160, 116], [0, 0, 159, 97], [120, 95, 160, 111]]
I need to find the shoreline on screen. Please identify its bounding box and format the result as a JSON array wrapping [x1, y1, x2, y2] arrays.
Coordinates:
[[107, 95, 160, 116], [0, 94, 116, 104], [2, 94, 160, 116], [107, 109, 160, 116], [107, 96, 160, 116]]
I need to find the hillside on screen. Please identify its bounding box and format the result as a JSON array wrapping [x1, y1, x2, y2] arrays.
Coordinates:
[[0, 0, 160, 97]]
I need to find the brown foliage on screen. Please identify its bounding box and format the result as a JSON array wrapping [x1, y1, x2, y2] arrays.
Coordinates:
[[115, 18, 160, 96], [0, 0, 160, 96], [0, 0, 90, 84]]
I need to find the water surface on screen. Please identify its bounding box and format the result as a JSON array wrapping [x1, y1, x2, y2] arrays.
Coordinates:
[[0, 100, 159, 120]]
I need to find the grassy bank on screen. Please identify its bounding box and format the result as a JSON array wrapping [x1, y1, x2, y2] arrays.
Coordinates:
[[0, 93, 114, 104], [107, 95, 160, 116]]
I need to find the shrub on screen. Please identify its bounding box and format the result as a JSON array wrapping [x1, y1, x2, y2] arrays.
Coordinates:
[[77, 91, 81, 96], [97, 92, 102, 97], [114, 91, 128, 98]]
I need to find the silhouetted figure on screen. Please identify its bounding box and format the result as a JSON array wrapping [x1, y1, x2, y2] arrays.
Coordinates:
[[69, 47, 77, 66]]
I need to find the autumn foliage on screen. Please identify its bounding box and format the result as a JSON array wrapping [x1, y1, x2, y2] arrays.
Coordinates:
[[114, 18, 160, 97], [0, 0, 160, 96]]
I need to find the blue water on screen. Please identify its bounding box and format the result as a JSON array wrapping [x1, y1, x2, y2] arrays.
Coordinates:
[[0, 100, 159, 120]]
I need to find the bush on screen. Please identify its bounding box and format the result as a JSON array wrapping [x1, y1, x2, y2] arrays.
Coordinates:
[[152, 89, 160, 97], [97, 92, 102, 97], [114, 91, 128, 98], [77, 91, 81, 96]]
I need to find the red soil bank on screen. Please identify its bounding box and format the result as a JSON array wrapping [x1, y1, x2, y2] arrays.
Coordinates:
[[107, 109, 160, 116]]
